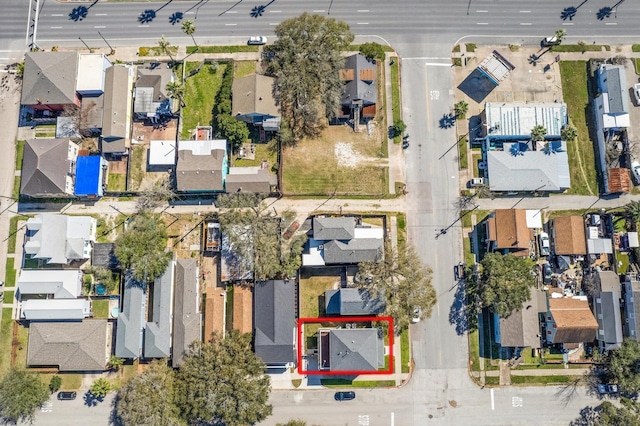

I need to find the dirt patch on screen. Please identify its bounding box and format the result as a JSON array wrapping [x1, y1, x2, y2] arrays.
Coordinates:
[[108, 158, 127, 174], [165, 215, 204, 257], [131, 119, 178, 145]]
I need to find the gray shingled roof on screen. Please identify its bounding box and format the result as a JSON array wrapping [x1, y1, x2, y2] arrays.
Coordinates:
[[498, 288, 545, 348], [21, 139, 74, 197], [176, 150, 225, 192], [21, 51, 79, 106], [313, 217, 355, 240], [340, 54, 377, 106], [134, 65, 172, 115], [231, 74, 278, 118], [329, 328, 383, 371], [115, 273, 146, 359], [325, 288, 386, 315], [225, 168, 275, 194], [253, 280, 296, 364], [91, 243, 118, 270], [595, 291, 623, 351], [172, 259, 201, 367], [144, 262, 174, 358], [598, 65, 629, 114], [102, 65, 131, 152], [323, 239, 383, 265], [28, 320, 107, 371]]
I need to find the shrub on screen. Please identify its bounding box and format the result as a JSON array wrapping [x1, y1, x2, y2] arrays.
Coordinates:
[[138, 47, 149, 57], [48, 376, 62, 393], [359, 42, 386, 61]]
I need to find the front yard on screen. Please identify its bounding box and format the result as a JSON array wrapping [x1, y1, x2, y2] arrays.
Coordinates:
[[282, 125, 389, 196]]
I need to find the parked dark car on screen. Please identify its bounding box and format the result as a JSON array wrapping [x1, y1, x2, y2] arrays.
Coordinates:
[[454, 262, 466, 281], [335, 391, 356, 401], [57, 391, 77, 400], [597, 384, 619, 395], [542, 263, 552, 284]]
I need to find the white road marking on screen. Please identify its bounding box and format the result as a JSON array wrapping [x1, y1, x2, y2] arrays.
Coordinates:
[[520, 23, 532, 25], [313, 10, 325, 13], [269, 23, 278, 26], [425, 63, 452, 67], [94, 26, 105, 28], [138, 25, 149, 28], [490, 389, 495, 410], [358, 415, 370, 426], [95, 13, 107, 16], [269, 10, 281, 13], [50, 26, 62, 29], [605, 22, 617, 25], [227, 11, 237, 14], [186, 11, 194, 14], [477, 22, 488, 25], [476, 10, 488, 13], [225, 23, 237, 26], [357, 22, 369, 25], [430, 90, 440, 100], [391, 412, 395, 426], [563, 22, 574, 25], [51, 14, 63, 17], [519, 10, 531, 13], [357, 10, 370, 12], [512, 396, 523, 407]]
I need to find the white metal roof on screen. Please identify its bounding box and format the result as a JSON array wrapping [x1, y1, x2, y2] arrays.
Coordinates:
[[149, 140, 176, 165]]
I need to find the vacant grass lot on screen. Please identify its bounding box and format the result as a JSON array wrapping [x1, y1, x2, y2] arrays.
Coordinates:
[[299, 275, 340, 318], [282, 126, 388, 196], [107, 173, 126, 192], [128, 146, 145, 190], [559, 61, 598, 195], [92, 300, 110, 319], [180, 61, 228, 139]]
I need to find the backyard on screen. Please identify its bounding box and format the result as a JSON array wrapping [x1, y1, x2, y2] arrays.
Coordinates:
[[559, 61, 598, 195], [282, 125, 389, 196], [180, 61, 229, 139]]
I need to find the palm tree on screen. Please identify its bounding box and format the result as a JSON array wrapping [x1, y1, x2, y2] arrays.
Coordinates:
[[165, 81, 185, 109], [157, 35, 175, 62], [181, 20, 197, 49], [561, 124, 578, 142], [454, 100, 469, 119], [624, 201, 640, 228], [530, 125, 547, 142], [555, 29, 567, 43]]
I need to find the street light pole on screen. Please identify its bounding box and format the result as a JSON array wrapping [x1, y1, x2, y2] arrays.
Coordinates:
[[78, 37, 93, 53], [97, 31, 114, 56]]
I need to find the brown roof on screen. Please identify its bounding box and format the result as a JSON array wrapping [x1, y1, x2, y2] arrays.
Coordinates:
[[340, 69, 355, 81], [359, 69, 375, 82], [203, 288, 225, 342], [549, 298, 598, 343], [493, 209, 531, 255], [553, 216, 586, 255], [608, 168, 631, 193], [232, 285, 253, 335], [231, 74, 278, 118]]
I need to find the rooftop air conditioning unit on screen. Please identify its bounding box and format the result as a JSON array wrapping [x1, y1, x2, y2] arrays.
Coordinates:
[[318, 244, 324, 250]]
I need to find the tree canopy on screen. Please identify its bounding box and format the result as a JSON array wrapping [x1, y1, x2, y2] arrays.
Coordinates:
[[216, 114, 250, 151], [267, 13, 354, 141], [598, 338, 640, 395], [115, 212, 173, 283], [571, 399, 640, 426], [176, 331, 272, 426], [89, 378, 111, 398], [116, 360, 183, 426], [356, 244, 436, 331], [530, 124, 548, 142], [561, 123, 578, 142], [479, 253, 536, 318], [359, 42, 386, 61], [0, 368, 50, 424]]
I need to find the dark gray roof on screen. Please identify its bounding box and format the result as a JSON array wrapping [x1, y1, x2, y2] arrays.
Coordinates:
[[115, 273, 146, 359], [102, 65, 131, 151], [91, 243, 118, 270], [176, 150, 226, 192], [325, 288, 386, 315], [498, 288, 544, 348], [134, 65, 172, 115], [595, 291, 623, 351], [144, 262, 174, 358], [225, 168, 275, 194], [340, 54, 377, 106], [313, 217, 355, 240], [598, 65, 628, 114], [329, 328, 383, 371], [21, 139, 74, 197], [253, 280, 296, 364], [21, 52, 79, 106], [28, 320, 107, 371], [172, 259, 201, 367], [323, 239, 383, 265], [624, 278, 640, 341]]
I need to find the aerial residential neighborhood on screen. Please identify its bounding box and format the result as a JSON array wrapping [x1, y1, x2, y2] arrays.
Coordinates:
[[1, 1, 640, 426]]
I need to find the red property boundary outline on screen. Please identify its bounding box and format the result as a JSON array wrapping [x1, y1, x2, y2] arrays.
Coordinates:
[[297, 316, 394, 375]]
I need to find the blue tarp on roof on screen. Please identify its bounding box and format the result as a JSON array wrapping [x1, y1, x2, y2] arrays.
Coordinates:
[[74, 156, 104, 197]]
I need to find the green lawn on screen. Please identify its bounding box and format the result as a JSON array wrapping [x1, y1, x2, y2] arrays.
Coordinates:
[[299, 275, 339, 318], [616, 250, 630, 274], [107, 173, 126, 192], [390, 61, 401, 144], [347, 44, 395, 53], [458, 137, 468, 170], [2, 291, 14, 305], [461, 209, 491, 228], [232, 141, 277, 168], [34, 124, 56, 138], [400, 328, 410, 373], [138, 46, 178, 57], [4, 258, 16, 287], [0, 310, 14, 376], [510, 375, 573, 385], [633, 44, 640, 53], [186, 45, 259, 54], [8, 216, 22, 253], [234, 61, 257, 78], [463, 237, 475, 272], [559, 61, 597, 195], [484, 376, 500, 385], [41, 373, 82, 391], [92, 300, 110, 319], [551, 44, 609, 53], [13, 175, 20, 200], [635, 58, 640, 76], [15, 140, 24, 170], [129, 146, 145, 189], [469, 329, 480, 372], [181, 61, 228, 139]]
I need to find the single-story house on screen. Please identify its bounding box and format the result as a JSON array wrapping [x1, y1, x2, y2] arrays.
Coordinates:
[[232, 74, 280, 132], [494, 288, 547, 349], [338, 54, 377, 121], [115, 273, 146, 359], [302, 216, 384, 266], [101, 64, 134, 155], [74, 155, 107, 198], [225, 166, 276, 194], [133, 63, 173, 119], [484, 209, 534, 257], [318, 328, 384, 372], [20, 138, 79, 198], [21, 51, 79, 111], [27, 320, 109, 371], [253, 280, 296, 368], [144, 261, 174, 359], [324, 288, 386, 316], [233, 285, 253, 335], [149, 140, 176, 166], [172, 259, 201, 367], [176, 139, 228, 192], [545, 296, 598, 347], [592, 270, 623, 351], [21, 299, 92, 321], [623, 276, 640, 342], [17, 269, 83, 299], [24, 214, 97, 265], [550, 216, 587, 256], [75, 53, 110, 97]]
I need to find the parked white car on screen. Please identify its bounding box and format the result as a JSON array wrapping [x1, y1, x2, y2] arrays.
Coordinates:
[[539, 232, 550, 256], [632, 161, 640, 184], [633, 83, 640, 106], [248, 36, 267, 45]]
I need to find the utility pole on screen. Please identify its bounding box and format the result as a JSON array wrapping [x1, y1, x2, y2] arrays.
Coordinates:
[[97, 31, 115, 56], [78, 37, 93, 53]]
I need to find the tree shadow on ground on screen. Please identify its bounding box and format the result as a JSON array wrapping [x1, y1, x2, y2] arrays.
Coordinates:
[[250, 0, 276, 18], [68, 0, 98, 21], [457, 68, 496, 104], [83, 391, 104, 407], [439, 113, 457, 129], [169, 12, 184, 25], [448, 278, 478, 336]]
